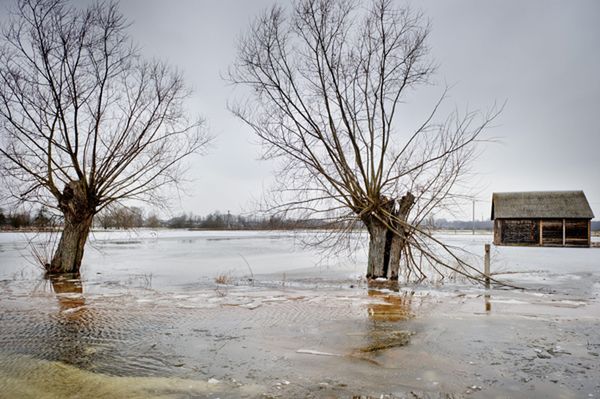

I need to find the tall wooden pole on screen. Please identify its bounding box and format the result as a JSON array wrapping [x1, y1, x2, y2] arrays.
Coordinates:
[[484, 244, 490, 289]]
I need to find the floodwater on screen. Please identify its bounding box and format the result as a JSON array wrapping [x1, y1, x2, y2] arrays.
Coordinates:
[[0, 230, 599, 398]]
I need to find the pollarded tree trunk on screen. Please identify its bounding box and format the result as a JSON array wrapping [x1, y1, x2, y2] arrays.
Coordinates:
[[366, 218, 389, 279], [365, 193, 414, 280], [387, 232, 404, 280], [365, 218, 405, 279], [49, 212, 93, 274], [48, 180, 96, 274]]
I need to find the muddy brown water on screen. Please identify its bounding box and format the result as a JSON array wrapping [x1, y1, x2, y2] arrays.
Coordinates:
[[1, 231, 600, 398]]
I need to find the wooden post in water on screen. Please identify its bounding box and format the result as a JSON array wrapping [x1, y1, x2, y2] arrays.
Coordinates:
[[484, 244, 491, 289]]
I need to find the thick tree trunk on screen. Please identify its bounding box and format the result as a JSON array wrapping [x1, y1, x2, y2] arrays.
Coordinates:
[[49, 213, 93, 274], [387, 232, 403, 280], [366, 219, 405, 279], [364, 193, 414, 280], [366, 219, 388, 279], [47, 180, 95, 274]]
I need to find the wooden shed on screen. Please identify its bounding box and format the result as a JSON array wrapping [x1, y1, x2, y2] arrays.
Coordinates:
[[491, 191, 594, 247]]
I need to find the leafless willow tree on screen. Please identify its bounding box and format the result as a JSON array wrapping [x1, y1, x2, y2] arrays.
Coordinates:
[[230, 0, 501, 282], [0, 0, 210, 274]]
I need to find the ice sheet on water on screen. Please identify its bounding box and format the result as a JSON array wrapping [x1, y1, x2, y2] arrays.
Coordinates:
[[489, 298, 529, 305], [2, 230, 600, 294]]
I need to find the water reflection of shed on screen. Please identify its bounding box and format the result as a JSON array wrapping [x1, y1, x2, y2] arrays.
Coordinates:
[[491, 191, 594, 247]]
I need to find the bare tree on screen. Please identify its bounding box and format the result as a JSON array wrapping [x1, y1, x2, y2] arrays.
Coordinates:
[[0, 0, 210, 273], [229, 0, 501, 282], [95, 204, 143, 229]]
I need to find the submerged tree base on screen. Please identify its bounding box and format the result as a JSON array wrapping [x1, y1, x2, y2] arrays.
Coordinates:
[[366, 279, 400, 291]]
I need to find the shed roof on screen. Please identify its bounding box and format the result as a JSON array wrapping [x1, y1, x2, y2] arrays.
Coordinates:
[[491, 191, 594, 219]]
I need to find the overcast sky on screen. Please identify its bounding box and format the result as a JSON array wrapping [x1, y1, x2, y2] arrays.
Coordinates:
[[3, 0, 599, 220]]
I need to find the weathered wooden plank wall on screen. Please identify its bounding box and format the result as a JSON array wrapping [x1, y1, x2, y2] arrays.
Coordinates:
[[565, 219, 589, 246], [541, 219, 563, 246], [495, 218, 590, 247], [500, 219, 539, 245]]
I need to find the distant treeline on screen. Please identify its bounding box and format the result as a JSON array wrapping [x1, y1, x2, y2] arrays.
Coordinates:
[[2, 206, 600, 231], [432, 219, 493, 231], [0, 207, 336, 230], [155, 211, 335, 230], [0, 207, 53, 229]]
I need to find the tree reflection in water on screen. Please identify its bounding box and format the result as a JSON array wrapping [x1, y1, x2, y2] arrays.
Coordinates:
[[46, 274, 95, 368], [49, 274, 86, 317], [359, 289, 416, 354], [367, 289, 414, 322]]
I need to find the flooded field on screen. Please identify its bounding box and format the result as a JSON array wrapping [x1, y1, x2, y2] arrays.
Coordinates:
[[1, 230, 599, 398]]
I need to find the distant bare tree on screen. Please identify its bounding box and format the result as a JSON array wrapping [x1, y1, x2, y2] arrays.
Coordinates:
[[95, 205, 143, 229], [230, 0, 501, 282], [144, 212, 161, 229], [0, 0, 210, 273]]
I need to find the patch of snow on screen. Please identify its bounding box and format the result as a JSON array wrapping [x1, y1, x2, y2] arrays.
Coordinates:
[[296, 349, 340, 357]]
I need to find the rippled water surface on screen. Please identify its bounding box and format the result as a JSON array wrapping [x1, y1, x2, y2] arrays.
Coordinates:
[[1, 230, 600, 398]]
